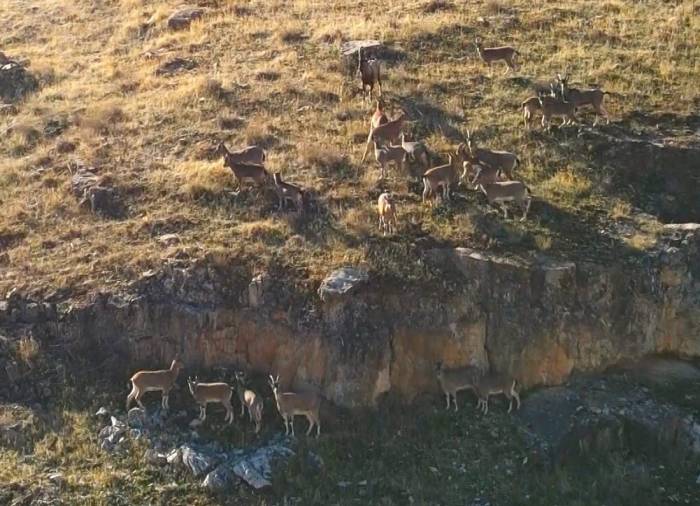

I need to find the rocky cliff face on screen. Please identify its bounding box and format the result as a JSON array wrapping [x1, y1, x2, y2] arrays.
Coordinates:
[[1, 224, 698, 408]]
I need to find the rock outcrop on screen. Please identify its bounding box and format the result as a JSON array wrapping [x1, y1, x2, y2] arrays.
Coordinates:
[[0, 56, 38, 103], [1, 225, 699, 408]]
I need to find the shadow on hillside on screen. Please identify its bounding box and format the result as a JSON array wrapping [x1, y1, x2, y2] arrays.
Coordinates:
[[403, 23, 474, 56], [393, 93, 465, 142], [531, 115, 700, 224]]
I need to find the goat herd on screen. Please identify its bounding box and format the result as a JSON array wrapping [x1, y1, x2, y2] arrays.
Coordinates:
[[216, 38, 612, 234], [125, 356, 521, 438]]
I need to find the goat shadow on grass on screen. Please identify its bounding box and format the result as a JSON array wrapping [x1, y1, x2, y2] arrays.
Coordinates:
[[529, 198, 645, 263], [394, 93, 464, 142], [505, 75, 560, 96], [529, 117, 700, 224], [403, 23, 474, 57]]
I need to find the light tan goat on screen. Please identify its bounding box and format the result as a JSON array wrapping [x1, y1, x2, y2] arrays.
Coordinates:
[[373, 141, 405, 179], [475, 38, 520, 74], [357, 47, 382, 102], [475, 373, 521, 415], [521, 96, 542, 129], [126, 356, 184, 411], [476, 179, 532, 221], [557, 74, 611, 125], [422, 145, 468, 204], [539, 94, 577, 130], [465, 130, 520, 180], [371, 99, 388, 129], [272, 173, 304, 213], [361, 111, 407, 162], [234, 371, 263, 434], [377, 192, 397, 235], [435, 361, 480, 411], [187, 376, 234, 424], [218, 142, 266, 166], [269, 375, 322, 438]]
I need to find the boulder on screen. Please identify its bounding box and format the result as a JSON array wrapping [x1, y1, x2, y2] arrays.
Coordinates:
[[155, 57, 198, 77], [0, 60, 38, 102], [317, 267, 368, 302], [202, 464, 241, 493], [167, 7, 206, 30], [515, 375, 700, 465], [181, 445, 219, 477], [71, 168, 125, 218], [144, 449, 167, 466], [233, 440, 295, 489]]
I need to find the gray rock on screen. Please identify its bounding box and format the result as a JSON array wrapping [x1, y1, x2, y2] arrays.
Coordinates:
[[95, 407, 109, 417], [182, 445, 218, 477], [166, 448, 182, 465], [167, 7, 206, 30], [202, 464, 240, 493], [127, 408, 147, 429], [144, 449, 167, 466], [318, 267, 369, 301], [515, 376, 700, 465], [98, 416, 128, 451], [155, 57, 198, 76], [71, 168, 124, 218], [47, 472, 64, 488], [233, 442, 295, 489], [248, 273, 268, 308], [0, 60, 38, 102]]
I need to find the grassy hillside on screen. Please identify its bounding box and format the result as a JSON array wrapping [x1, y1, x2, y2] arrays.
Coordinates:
[[1, 0, 698, 299]]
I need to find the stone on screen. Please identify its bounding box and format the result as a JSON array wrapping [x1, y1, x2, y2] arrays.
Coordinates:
[[55, 140, 76, 153], [144, 449, 167, 466], [155, 57, 198, 76], [97, 416, 128, 451], [157, 234, 181, 246], [0, 60, 38, 102], [47, 472, 64, 488], [127, 408, 147, 429], [95, 407, 109, 417], [166, 448, 182, 466], [233, 441, 295, 489], [202, 464, 240, 493], [318, 267, 368, 301], [181, 445, 218, 477], [82, 186, 123, 218], [71, 168, 125, 218], [248, 273, 268, 308], [515, 375, 700, 464], [167, 7, 206, 30]]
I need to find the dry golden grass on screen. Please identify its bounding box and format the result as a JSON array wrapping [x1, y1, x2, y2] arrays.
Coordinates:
[[1, 0, 698, 297]]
